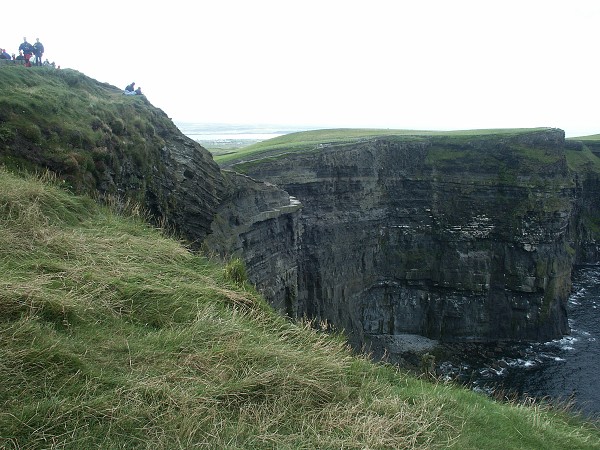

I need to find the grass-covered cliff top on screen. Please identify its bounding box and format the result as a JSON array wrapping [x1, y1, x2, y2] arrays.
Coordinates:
[[0, 66, 177, 194], [2, 168, 600, 448], [569, 134, 600, 141], [214, 127, 557, 166], [217, 127, 600, 185]]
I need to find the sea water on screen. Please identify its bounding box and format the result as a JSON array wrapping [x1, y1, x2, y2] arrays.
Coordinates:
[[175, 122, 309, 145], [439, 266, 600, 419]]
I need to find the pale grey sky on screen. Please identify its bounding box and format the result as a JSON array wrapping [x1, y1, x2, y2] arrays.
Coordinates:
[[3, 0, 599, 136]]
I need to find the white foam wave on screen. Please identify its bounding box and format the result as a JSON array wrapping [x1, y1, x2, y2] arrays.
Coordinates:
[[521, 359, 537, 368]]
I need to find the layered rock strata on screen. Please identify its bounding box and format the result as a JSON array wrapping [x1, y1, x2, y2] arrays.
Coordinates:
[[231, 130, 579, 347]]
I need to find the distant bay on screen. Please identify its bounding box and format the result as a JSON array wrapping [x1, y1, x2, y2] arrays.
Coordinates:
[[175, 122, 309, 149]]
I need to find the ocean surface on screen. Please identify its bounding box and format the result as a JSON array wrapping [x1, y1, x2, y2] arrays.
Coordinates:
[[439, 266, 600, 419], [175, 122, 309, 146]]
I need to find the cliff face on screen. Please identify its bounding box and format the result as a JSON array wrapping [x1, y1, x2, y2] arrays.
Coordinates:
[[204, 171, 302, 316], [230, 129, 582, 346], [93, 129, 226, 244], [135, 133, 224, 244], [566, 140, 600, 265]]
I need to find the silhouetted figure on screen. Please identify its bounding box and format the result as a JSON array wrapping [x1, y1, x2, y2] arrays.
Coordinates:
[[33, 38, 44, 66], [134, 87, 142, 95], [125, 82, 135, 92]]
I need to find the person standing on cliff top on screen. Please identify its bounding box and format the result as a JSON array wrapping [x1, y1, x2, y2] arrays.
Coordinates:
[[33, 38, 44, 67], [18, 37, 33, 67]]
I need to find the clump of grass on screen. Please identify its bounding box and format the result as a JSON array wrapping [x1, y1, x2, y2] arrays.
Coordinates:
[[223, 256, 248, 285], [1, 167, 599, 449]]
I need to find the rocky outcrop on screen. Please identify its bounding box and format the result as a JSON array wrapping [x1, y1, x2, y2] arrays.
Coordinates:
[[204, 170, 302, 315], [0, 68, 226, 244], [147, 134, 225, 244], [230, 129, 583, 348], [82, 122, 225, 245]]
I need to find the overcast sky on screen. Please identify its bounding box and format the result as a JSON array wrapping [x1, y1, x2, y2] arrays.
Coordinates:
[[2, 1, 599, 136]]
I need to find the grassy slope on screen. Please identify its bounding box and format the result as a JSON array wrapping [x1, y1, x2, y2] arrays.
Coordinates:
[[1, 168, 599, 449], [214, 127, 554, 166], [569, 134, 600, 141], [0, 66, 174, 195]]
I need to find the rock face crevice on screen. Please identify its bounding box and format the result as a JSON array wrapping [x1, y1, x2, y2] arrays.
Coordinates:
[[226, 129, 588, 349]]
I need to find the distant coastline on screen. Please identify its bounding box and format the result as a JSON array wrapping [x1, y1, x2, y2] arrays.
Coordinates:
[[175, 122, 310, 150]]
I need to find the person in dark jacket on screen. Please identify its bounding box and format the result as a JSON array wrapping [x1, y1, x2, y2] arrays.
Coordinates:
[[33, 38, 44, 66], [123, 82, 138, 95], [18, 37, 33, 67]]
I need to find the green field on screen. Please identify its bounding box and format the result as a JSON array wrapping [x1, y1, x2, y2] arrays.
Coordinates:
[[569, 134, 600, 141], [214, 127, 555, 166]]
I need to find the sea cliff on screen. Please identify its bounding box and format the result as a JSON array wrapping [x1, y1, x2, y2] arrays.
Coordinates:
[[218, 129, 600, 353], [3, 68, 600, 357]]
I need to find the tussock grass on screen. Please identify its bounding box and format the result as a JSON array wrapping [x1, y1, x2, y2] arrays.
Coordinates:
[[1, 167, 599, 449]]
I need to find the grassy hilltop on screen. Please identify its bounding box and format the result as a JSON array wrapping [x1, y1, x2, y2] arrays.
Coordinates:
[[1, 67, 599, 448], [215, 127, 600, 178], [214, 127, 556, 166], [0, 65, 177, 198]]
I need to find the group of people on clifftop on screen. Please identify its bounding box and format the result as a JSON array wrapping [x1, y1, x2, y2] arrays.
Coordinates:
[[0, 37, 56, 68], [3, 36, 142, 94]]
